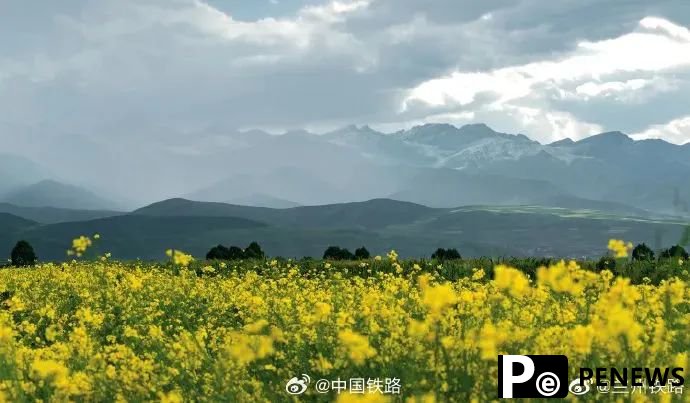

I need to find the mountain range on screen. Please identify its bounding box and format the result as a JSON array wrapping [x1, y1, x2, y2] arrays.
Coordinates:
[[188, 123, 690, 214], [4, 123, 690, 215], [1, 122, 689, 260]]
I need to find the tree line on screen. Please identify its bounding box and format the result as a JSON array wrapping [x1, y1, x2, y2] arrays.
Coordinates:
[[206, 244, 463, 261], [631, 243, 688, 261], [596, 243, 689, 270], [205, 242, 265, 260], [3, 239, 688, 267]]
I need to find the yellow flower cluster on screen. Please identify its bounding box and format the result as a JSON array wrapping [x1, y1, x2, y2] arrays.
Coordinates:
[[0, 257, 686, 401], [66, 235, 93, 257], [338, 329, 377, 365], [165, 249, 194, 267], [608, 238, 633, 258]]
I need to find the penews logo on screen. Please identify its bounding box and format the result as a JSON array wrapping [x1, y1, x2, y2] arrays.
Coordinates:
[[285, 374, 311, 395], [498, 355, 569, 398]]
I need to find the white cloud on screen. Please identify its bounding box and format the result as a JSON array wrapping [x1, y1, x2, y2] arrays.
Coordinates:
[[372, 111, 476, 133], [66, 0, 371, 50], [3, 0, 690, 200], [571, 77, 675, 102], [300, 0, 371, 22], [405, 17, 690, 109], [178, 0, 371, 46], [401, 17, 690, 142], [576, 79, 648, 97], [498, 105, 603, 142], [2, 1, 690, 149], [632, 116, 690, 145], [640, 16, 690, 42]]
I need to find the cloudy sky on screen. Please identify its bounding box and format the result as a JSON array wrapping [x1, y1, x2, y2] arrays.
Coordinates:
[[2, 0, 690, 149]]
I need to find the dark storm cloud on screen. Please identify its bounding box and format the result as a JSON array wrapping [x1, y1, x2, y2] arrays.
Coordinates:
[[1, 0, 687, 137], [1, 0, 690, 200]]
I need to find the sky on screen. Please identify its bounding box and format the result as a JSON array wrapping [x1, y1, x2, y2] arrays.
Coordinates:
[[2, 0, 690, 152]]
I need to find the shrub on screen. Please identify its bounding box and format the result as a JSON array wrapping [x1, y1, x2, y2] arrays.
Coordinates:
[[659, 245, 689, 260], [341, 249, 355, 260], [244, 242, 265, 259], [354, 247, 370, 260], [323, 246, 354, 260], [596, 256, 616, 271], [228, 246, 245, 260], [431, 248, 462, 261], [11, 240, 37, 267], [206, 245, 230, 260], [631, 243, 655, 261]]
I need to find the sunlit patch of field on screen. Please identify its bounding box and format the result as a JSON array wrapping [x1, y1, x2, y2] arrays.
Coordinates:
[[451, 205, 690, 225]]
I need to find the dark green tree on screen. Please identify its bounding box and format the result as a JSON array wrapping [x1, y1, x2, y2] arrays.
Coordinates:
[[631, 243, 655, 261], [11, 240, 37, 266], [596, 256, 616, 271], [228, 246, 245, 260], [323, 246, 340, 260], [244, 241, 265, 259], [660, 245, 689, 260], [206, 245, 230, 260], [339, 248, 354, 260], [323, 246, 354, 260], [444, 248, 462, 260], [354, 247, 370, 260], [431, 248, 461, 261], [431, 248, 446, 260]]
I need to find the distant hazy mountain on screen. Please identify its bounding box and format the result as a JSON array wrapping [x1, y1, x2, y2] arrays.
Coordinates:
[[0, 154, 50, 194], [327, 124, 690, 214], [387, 168, 566, 207], [5, 123, 690, 216], [322, 123, 544, 169], [225, 193, 300, 208], [0, 202, 122, 224], [187, 167, 352, 206], [176, 123, 690, 215], [2, 180, 120, 210]]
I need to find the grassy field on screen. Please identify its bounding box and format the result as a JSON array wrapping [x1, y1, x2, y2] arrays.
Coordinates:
[[0, 245, 688, 402]]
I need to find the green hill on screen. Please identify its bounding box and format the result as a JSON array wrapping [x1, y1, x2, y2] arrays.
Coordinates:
[[0, 198, 687, 261], [2, 180, 119, 210], [3, 214, 265, 261], [0, 203, 122, 224], [134, 198, 436, 229], [0, 212, 38, 233]]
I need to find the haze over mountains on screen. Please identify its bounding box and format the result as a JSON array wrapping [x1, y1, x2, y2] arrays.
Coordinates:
[[1, 123, 689, 260], [3, 123, 689, 214]]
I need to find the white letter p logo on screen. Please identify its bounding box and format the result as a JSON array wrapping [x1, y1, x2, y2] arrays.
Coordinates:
[[500, 355, 535, 398]]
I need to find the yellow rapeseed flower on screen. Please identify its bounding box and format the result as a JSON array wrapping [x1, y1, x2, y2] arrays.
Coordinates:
[[494, 265, 530, 297], [0, 241, 686, 401], [387, 250, 398, 261], [608, 239, 633, 258], [166, 249, 194, 267], [338, 329, 377, 365], [421, 283, 457, 314]]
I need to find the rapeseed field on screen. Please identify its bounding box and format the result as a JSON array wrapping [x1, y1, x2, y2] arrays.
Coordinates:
[[0, 239, 687, 402]]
